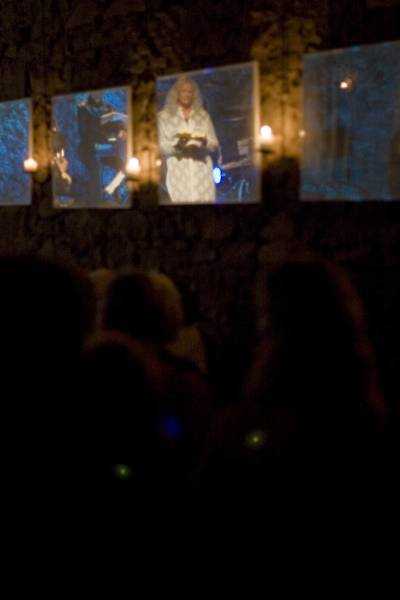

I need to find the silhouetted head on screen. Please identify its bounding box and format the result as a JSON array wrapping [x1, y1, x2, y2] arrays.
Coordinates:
[[248, 255, 385, 422], [104, 270, 184, 344], [0, 254, 93, 374]]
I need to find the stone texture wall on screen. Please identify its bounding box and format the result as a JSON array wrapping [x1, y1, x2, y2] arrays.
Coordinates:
[[1, 0, 400, 400]]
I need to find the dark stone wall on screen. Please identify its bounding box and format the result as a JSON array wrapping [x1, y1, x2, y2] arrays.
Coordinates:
[[1, 0, 400, 401]]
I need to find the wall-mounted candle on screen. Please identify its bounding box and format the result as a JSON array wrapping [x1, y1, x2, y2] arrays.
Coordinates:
[[259, 125, 274, 150], [260, 125, 274, 141], [339, 78, 352, 90], [23, 157, 38, 173], [125, 157, 141, 178], [298, 129, 306, 138]]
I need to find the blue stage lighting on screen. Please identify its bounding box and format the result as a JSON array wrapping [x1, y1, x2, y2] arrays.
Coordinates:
[[213, 166, 222, 184]]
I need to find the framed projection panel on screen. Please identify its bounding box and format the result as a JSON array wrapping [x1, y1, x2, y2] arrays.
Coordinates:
[[0, 98, 32, 206], [156, 62, 260, 205], [301, 41, 400, 201], [52, 86, 132, 209]]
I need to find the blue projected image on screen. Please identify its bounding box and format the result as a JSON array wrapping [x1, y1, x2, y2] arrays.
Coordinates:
[[52, 87, 131, 209], [0, 99, 31, 206], [156, 62, 260, 205], [301, 41, 400, 201]]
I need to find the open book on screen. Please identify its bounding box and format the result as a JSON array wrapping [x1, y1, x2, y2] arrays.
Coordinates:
[[100, 111, 128, 125]]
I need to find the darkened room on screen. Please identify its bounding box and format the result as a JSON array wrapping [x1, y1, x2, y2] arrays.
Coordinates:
[[1, 0, 400, 594]]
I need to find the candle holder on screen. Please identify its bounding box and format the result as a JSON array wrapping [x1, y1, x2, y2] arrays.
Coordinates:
[[125, 157, 141, 192], [258, 125, 279, 157]]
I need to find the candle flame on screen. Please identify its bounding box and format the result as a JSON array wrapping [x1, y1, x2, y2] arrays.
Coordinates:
[[126, 157, 141, 177], [23, 158, 38, 173], [260, 125, 274, 142]]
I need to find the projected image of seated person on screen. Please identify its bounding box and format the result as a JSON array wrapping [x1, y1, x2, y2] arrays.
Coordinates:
[[77, 91, 128, 206], [52, 87, 130, 208], [78, 91, 126, 202], [77, 91, 111, 202], [158, 77, 219, 203]]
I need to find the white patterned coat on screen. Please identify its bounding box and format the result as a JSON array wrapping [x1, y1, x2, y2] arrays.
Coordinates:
[[158, 106, 219, 203]]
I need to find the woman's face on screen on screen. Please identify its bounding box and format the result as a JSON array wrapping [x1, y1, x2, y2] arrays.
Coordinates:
[[178, 81, 194, 108]]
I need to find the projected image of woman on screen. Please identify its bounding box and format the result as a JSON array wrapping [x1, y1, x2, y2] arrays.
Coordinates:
[[158, 77, 219, 203]]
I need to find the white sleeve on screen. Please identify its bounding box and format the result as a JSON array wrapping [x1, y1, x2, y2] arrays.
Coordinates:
[[158, 112, 177, 157]]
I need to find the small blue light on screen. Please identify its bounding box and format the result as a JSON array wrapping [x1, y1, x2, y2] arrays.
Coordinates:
[[213, 166, 222, 184], [159, 416, 182, 440]]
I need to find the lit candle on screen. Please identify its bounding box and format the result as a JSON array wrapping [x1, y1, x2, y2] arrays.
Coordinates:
[[23, 157, 38, 173], [125, 157, 141, 178], [259, 125, 274, 150], [339, 78, 352, 90]]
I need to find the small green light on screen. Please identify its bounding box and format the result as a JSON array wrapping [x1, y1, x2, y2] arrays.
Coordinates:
[[114, 463, 132, 480], [244, 429, 268, 450]]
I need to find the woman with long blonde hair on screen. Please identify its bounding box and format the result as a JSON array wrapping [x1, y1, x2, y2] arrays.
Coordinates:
[[158, 76, 219, 203]]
